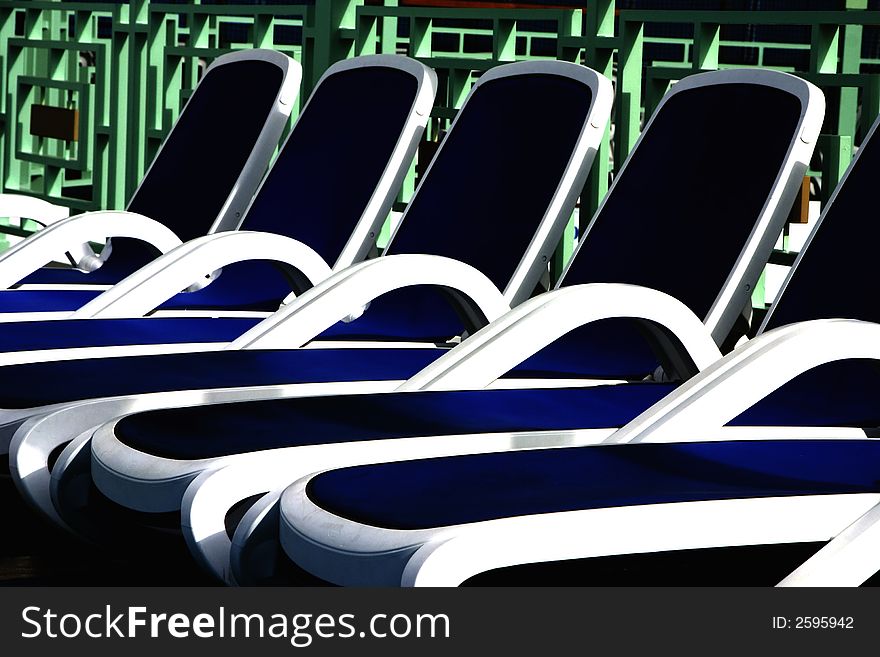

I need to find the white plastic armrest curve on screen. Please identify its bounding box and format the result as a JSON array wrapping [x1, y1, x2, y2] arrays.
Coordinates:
[[399, 283, 722, 392], [71, 231, 334, 319], [0, 210, 182, 289], [610, 318, 880, 444], [0, 193, 69, 226], [181, 454, 312, 583], [230, 254, 511, 350], [778, 501, 880, 587]]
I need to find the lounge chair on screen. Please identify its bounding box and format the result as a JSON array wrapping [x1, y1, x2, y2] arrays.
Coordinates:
[[8, 60, 613, 536], [0, 54, 435, 321], [276, 111, 880, 587], [53, 69, 821, 583], [0, 49, 298, 315]]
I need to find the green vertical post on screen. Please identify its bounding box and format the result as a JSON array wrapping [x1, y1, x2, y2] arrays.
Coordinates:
[[556, 8, 582, 63], [582, 0, 614, 215], [0, 2, 18, 248], [837, 21, 862, 143], [108, 4, 129, 208], [254, 14, 274, 50], [818, 134, 852, 207], [410, 16, 433, 59], [751, 270, 766, 311], [615, 18, 643, 165], [113, 0, 149, 204], [356, 13, 378, 56], [306, 0, 360, 97], [0, 6, 15, 194], [447, 68, 471, 111], [493, 19, 516, 62], [565, 0, 614, 282], [810, 23, 839, 74], [810, 23, 841, 213], [380, 0, 399, 55], [693, 22, 720, 70]]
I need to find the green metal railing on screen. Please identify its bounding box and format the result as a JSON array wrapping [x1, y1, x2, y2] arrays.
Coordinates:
[[1, 1, 879, 304], [0, 0, 364, 223]]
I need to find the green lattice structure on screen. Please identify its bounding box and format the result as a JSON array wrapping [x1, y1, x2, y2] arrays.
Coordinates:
[[0, 0, 878, 298]]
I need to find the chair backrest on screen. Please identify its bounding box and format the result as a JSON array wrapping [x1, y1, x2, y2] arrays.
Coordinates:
[[242, 55, 437, 269], [761, 113, 880, 331], [384, 60, 613, 306], [126, 49, 298, 242], [561, 69, 823, 344]]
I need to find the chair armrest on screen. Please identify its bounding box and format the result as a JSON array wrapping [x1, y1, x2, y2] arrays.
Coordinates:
[[182, 461, 309, 584], [71, 231, 334, 319], [0, 193, 70, 228], [779, 501, 880, 587], [230, 254, 511, 350], [0, 210, 182, 288], [400, 283, 721, 392], [610, 318, 880, 444]]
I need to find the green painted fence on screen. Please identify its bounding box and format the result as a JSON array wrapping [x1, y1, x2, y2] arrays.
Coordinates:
[[0, 0, 878, 303]]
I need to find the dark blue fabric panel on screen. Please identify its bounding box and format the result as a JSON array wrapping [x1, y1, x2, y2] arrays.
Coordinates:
[[319, 306, 663, 378], [157, 260, 300, 313], [5, 262, 301, 314], [243, 66, 419, 264], [127, 59, 283, 243], [17, 264, 129, 286], [15, 240, 164, 287], [16, 60, 284, 288], [317, 287, 475, 342], [564, 83, 802, 320], [315, 291, 667, 381], [732, 359, 880, 427], [0, 347, 441, 409], [510, 319, 662, 379], [0, 317, 258, 352], [0, 288, 102, 312], [307, 440, 880, 530], [113, 358, 880, 462], [387, 74, 593, 290], [114, 383, 674, 460], [765, 117, 880, 329]]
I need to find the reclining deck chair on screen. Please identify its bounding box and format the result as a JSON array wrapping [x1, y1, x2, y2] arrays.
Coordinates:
[[6, 61, 613, 531], [0, 55, 433, 321], [0, 50, 298, 309], [272, 110, 880, 588], [37, 70, 823, 582]]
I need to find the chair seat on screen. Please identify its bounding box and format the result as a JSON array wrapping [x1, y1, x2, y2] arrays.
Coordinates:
[[17, 265, 129, 287], [0, 347, 444, 410], [15, 239, 160, 287], [2, 260, 302, 313], [114, 383, 678, 459], [0, 288, 104, 312], [322, 296, 664, 378], [306, 439, 880, 531], [114, 358, 880, 462], [0, 316, 260, 352]]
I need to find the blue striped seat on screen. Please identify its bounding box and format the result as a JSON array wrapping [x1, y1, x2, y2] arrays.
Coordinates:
[[0, 317, 259, 352], [305, 439, 880, 531], [114, 383, 676, 459], [110, 357, 880, 461], [0, 347, 442, 410]]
